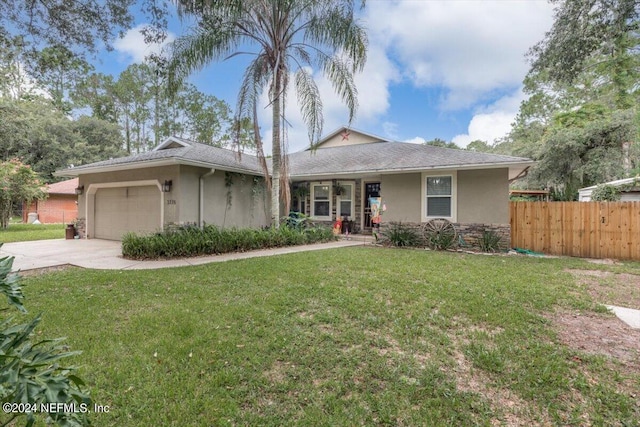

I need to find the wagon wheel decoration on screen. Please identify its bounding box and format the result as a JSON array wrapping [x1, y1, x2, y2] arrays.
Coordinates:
[[422, 218, 458, 250]]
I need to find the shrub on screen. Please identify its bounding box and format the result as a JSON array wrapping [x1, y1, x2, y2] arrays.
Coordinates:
[[281, 212, 310, 230], [382, 222, 421, 247], [122, 224, 337, 259], [590, 184, 621, 201], [478, 230, 503, 253], [0, 246, 91, 426], [426, 231, 457, 251]]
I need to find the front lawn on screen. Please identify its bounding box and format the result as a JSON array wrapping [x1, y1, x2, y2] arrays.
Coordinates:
[[15, 248, 640, 426], [0, 223, 65, 243]]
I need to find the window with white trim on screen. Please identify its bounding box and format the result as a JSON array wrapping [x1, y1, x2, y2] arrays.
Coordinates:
[[311, 183, 331, 219], [423, 174, 456, 220], [337, 182, 354, 219]]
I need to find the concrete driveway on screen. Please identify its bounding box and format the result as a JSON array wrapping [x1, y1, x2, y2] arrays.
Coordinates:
[[0, 238, 366, 272], [1, 239, 127, 271]]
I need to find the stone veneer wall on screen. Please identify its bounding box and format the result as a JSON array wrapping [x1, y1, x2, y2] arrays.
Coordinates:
[[379, 222, 511, 251], [454, 223, 511, 251], [76, 217, 86, 238]]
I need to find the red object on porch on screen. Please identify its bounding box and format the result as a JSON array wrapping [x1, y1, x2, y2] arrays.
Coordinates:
[[333, 218, 342, 235]]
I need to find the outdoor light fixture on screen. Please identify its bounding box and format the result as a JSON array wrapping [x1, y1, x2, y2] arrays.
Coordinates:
[[74, 185, 84, 196], [162, 180, 173, 192]]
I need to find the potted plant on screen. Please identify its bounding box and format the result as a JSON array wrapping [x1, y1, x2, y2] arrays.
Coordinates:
[[292, 183, 309, 199]]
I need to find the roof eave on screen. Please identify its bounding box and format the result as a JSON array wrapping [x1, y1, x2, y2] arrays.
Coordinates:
[[55, 158, 263, 177], [290, 160, 535, 180]]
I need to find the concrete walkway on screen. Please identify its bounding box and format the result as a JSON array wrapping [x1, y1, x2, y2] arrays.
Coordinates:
[[606, 305, 640, 330], [0, 238, 368, 272]]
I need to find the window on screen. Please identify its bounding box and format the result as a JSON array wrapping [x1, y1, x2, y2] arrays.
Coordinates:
[[422, 172, 456, 221], [311, 184, 331, 219], [337, 182, 354, 219]]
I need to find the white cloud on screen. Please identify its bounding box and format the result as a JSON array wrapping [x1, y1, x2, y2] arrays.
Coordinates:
[[382, 122, 399, 140], [404, 136, 426, 145], [452, 89, 526, 147], [365, 0, 554, 109], [114, 25, 175, 63]]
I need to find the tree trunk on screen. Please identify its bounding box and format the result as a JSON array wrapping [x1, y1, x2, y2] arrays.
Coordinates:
[[623, 141, 631, 173], [271, 71, 281, 228]]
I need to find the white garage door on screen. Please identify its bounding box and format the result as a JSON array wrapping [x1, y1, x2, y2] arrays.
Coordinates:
[[94, 186, 161, 240]]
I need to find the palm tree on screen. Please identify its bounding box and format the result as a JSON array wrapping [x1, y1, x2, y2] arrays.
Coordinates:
[[167, 0, 367, 226]]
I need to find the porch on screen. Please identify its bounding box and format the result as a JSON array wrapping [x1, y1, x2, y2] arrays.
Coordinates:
[[290, 179, 381, 233]]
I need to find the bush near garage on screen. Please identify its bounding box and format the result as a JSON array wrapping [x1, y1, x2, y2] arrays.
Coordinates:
[[121, 224, 336, 260]]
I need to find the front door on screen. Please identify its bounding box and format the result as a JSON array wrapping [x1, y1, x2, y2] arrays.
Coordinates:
[[363, 182, 381, 230]]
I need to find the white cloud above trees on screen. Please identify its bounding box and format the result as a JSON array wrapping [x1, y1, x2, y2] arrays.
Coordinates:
[[114, 25, 175, 63]]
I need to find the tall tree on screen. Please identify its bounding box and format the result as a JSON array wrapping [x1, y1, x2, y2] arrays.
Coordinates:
[[529, 0, 640, 108], [166, 0, 368, 226], [73, 72, 119, 122], [0, 0, 175, 56], [0, 31, 32, 100], [30, 45, 93, 113], [0, 97, 125, 181], [465, 139, 492, 153], [502, 0, 640, 197], [0, 159, 46, 228], [424, 138, 460, 149]]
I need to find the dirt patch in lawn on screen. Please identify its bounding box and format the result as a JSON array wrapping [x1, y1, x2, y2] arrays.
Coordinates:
[[548, 309, 640, 374], [547, 308, 640, 416], [566, 269, 640, 310], [448, 347, 548, 426], [556, 269, 640, 377], [18, 264, 78, 277]]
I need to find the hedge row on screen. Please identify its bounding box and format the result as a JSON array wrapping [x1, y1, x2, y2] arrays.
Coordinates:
[[121, 224, 336, 259]]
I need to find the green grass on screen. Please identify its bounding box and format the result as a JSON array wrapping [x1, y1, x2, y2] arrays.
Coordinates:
[[0, 223, 65, 243], [13, 248, 640, 426]]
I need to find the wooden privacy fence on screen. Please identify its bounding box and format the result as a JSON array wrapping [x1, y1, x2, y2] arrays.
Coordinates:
[[510, 201, 640, 260]]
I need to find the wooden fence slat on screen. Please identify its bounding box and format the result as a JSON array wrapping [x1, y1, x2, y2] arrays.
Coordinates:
[[510, 201, 640, 261]]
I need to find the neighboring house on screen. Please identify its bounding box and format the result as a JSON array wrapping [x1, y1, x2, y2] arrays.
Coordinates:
[[23, 178, 78, 224], [579, 177, 640, 201], [55, 127, 534, 243]]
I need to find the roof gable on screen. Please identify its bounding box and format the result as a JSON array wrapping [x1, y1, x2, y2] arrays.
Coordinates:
[[153, 136, 192, 151], [312, 126, 391, 149]]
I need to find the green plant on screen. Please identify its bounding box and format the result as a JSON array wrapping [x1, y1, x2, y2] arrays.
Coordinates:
[[281, 212, 309, 231], [0, 159, 47, 229], [590, 184, 622, 201], [426, 232, 457, 250], [478, 230, 503, 253], [0, 245, 90, 426], [382, 222, 420, 247], [122, 224, 336, 259], [291, 183, 309, 199]]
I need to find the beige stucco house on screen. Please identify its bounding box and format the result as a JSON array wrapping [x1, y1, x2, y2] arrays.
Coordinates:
[[56, 127, 533, 242]]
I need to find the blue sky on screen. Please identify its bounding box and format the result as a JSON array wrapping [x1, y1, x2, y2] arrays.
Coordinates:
[[97, 0, 555, 152]]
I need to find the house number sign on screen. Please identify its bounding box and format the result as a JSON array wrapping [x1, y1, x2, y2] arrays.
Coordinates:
[[167, 199, 176, 205]]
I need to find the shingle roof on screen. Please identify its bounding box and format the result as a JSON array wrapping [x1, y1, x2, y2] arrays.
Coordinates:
[[57, 137, 532, 178], [287, 142, 532, 177], [61, 140, 263, 175], [46, 178, 78, 195]]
